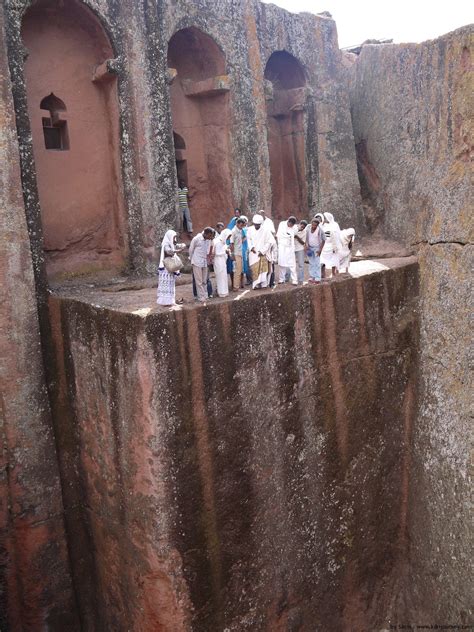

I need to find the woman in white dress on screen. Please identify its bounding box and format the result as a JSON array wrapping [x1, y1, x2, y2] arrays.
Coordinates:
[[156, 230, 183, 306], [320, 212, 342, 278]]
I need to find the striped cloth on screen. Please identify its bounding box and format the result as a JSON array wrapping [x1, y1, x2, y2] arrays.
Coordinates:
[[178, 187, 189, 208]]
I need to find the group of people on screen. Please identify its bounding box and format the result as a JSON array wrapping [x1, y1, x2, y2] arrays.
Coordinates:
[[157, 209, 355, 306]]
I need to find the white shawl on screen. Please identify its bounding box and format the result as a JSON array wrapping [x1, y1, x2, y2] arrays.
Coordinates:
[[159, 229, 177, 268], [322, 213, 342, 253]]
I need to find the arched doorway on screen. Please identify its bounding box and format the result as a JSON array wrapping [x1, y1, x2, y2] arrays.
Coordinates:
[[168, 27, 233, 230], [264, 51, 307, 221], [21, 0, 127, 278]]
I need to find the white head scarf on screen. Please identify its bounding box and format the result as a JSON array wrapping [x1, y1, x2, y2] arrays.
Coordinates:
[[340, 228, 355, 247], [313, 213, 324, 223], [323, 213, 342, 252], [253, 214, 263, 224], [214, 228, 232, 247], [324, 212, 341, 231], [159, 229, 176, 268]]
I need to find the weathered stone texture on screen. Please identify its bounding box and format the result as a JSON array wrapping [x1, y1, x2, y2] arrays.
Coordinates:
[[349, 27, 473, 624], [0, 4, 79, 629], [50, 260, 419, 630]]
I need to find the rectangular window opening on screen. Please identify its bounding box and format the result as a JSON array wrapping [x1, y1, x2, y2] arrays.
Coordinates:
[[42, 117, 69, 150]]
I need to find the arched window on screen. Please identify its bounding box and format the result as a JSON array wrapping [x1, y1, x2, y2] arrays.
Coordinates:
[[40, 92, 69, 150], [173, 131, 186, 150]]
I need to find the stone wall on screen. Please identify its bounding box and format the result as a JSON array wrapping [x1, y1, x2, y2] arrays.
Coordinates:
[[349, 26, 473, 625], [0, 4, 79, 629], [50, 260, 419, 630]]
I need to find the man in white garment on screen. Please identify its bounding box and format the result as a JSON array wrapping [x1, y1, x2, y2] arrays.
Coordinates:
[[294, 220, 308, 284], [260, 210, 276, 236], [189, 227, 215, 302], [213, 223, 231, 297], [246, 214, 273, 289], [277, 216, 298, 285], [260, 210, 277, 286]]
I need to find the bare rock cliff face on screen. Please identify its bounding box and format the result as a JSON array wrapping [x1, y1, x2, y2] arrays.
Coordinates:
[[349, 26, 473, 624], [49, 262, 419, 630], [0, 5, 79, 629]]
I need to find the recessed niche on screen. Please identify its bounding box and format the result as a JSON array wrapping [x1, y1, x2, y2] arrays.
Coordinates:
[[264, 51, 308, 220], [167, 27, 233, 230]]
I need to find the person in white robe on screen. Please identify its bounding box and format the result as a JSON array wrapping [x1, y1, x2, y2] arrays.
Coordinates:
[[277, 216, 298, 285], [246, 214, 273, 289], [305, 214, 325, 283], [213, 225, 232, 297], [320, 212, 342, 278], [260, 210, 276, 236], [260, 210, 277, 286], [339, 228, 355, 273], [294, 220, 308, 284], [157, 229, 183, 306]]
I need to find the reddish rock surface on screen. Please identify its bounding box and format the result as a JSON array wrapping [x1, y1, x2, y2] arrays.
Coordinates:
[[168, 27, 234, 231], [49, 258, 419, 630], [21, 0, 128, 279], [0, 5, 79, 628], [264, 52, 307, 220]]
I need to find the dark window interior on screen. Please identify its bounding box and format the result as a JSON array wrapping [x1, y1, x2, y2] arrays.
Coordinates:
[[40, 93, 69, 150], [42, 117, 69, 150]]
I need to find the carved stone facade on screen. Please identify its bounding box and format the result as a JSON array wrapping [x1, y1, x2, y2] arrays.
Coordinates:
[[4, 0, 363, 281]]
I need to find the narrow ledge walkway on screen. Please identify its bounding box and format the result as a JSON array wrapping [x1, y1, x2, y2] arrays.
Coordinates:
[[51, 247, 417, 318]]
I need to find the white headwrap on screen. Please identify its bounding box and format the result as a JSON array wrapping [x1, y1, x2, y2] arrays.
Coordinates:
[[159, 229, 176, 268], [340, 228, 355, 247], [313, 213, 324, 223], [253, 214, 263, 224], [324, 212, 335, 223]]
